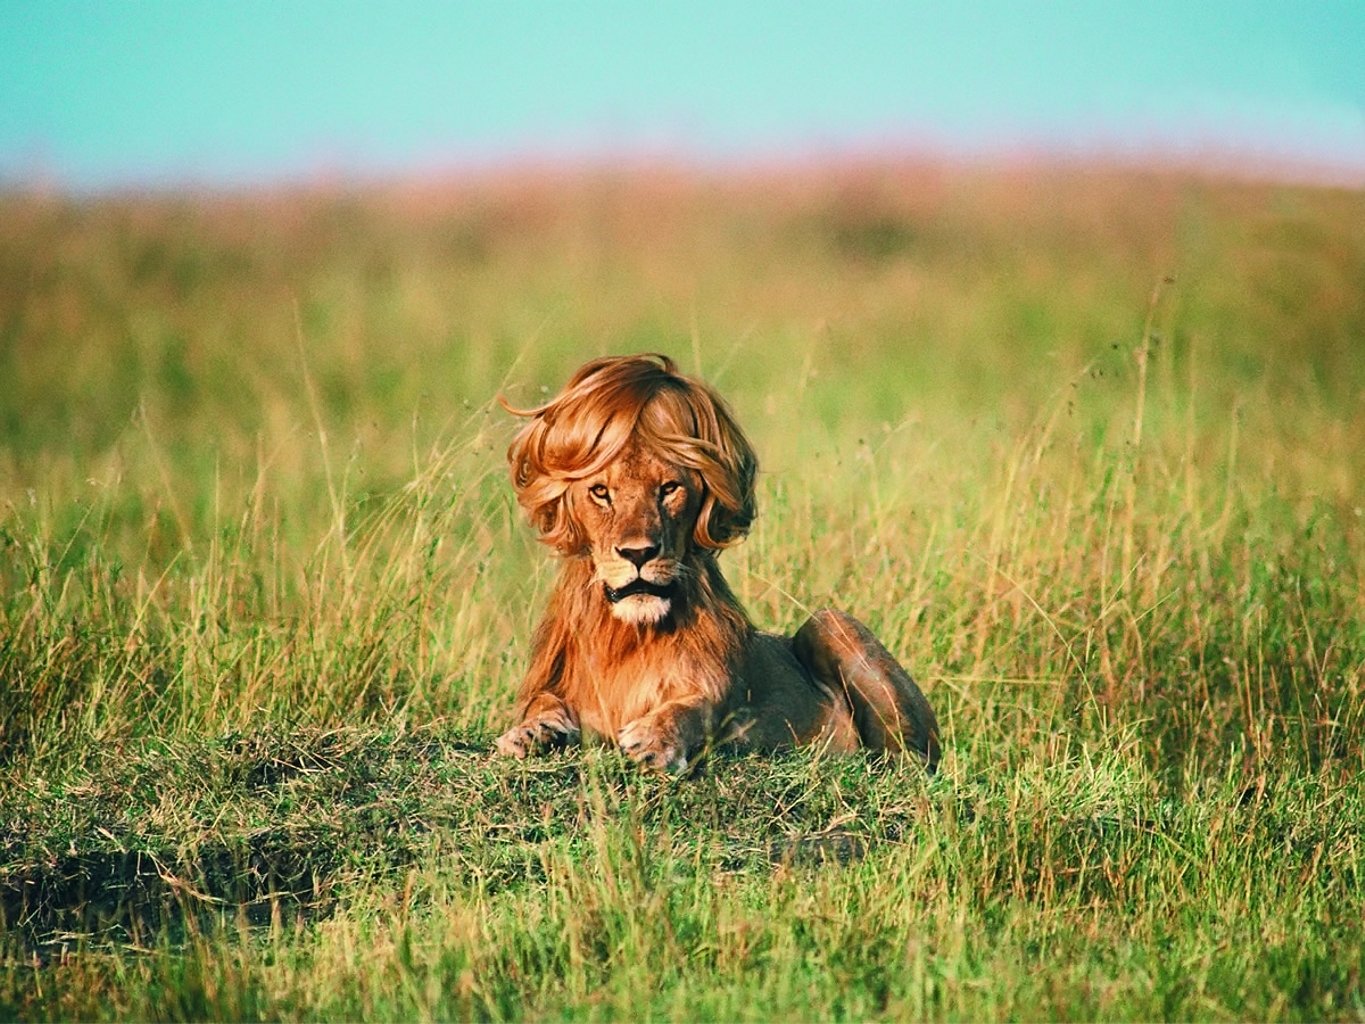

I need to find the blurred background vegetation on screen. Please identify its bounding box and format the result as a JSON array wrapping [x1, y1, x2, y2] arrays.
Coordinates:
[[1, 162, 1363, 1018]]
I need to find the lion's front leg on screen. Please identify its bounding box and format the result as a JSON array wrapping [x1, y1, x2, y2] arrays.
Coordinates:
[[617, 700, 711, 774], [495, 691, 581, 759]]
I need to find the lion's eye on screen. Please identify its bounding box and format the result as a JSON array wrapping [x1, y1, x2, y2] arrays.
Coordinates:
[[588, 483, 611, 503], [660, 481, 682, 498]]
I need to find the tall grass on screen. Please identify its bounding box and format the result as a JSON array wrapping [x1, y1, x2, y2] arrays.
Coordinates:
[[2, 162, 1362, 1019]]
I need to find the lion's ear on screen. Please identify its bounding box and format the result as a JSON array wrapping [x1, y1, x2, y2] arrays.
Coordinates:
[[507, 415, 586, 555], [692, 392, 758, 550]]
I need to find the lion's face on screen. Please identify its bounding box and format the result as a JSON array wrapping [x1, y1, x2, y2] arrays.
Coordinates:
[[505, 355, 758, 621], [569, 441, 702, 625]]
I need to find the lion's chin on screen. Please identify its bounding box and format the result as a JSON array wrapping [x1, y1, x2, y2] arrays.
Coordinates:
[[609, 593, 672, 625]]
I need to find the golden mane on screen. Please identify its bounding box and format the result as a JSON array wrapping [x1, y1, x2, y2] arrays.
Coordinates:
[[503, 353, 756, 555]]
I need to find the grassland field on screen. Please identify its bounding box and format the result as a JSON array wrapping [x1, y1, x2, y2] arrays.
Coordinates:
[[1, 160, 1363, 1020]]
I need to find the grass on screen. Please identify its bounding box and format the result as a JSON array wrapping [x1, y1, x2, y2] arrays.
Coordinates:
[[1, 160, 1363, 1020]]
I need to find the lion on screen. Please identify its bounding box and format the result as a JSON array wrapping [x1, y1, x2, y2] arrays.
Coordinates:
[[494, 353, 940, 773]]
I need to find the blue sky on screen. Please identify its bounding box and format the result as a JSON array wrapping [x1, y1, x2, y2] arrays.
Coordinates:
[[3, 1, 1363, 189]]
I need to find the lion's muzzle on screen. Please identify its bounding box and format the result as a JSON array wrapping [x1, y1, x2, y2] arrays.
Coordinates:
[[603, 577, 677, 604]]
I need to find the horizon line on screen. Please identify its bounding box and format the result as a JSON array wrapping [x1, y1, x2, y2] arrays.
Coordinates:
[[6, 134, 1365, 198]]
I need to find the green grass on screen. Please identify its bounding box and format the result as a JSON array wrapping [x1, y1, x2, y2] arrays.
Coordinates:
[[2, 162, 1363, 1020]]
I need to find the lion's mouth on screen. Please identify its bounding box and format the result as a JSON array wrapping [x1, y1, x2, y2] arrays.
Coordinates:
[[603, 578, 676, 604]]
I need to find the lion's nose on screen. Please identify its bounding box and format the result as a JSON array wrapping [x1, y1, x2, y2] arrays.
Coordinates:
[[616, 543, 659, 568]]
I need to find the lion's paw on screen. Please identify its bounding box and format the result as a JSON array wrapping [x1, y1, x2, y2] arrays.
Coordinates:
[[618, 717, 690, 774], [495, 713, 580, 759]]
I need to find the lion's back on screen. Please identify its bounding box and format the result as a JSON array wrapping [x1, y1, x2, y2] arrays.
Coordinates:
[[725, 631, 860, 752]]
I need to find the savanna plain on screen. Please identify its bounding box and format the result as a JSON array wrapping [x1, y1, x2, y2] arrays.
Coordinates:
[[1, 162, 1363, 1021]]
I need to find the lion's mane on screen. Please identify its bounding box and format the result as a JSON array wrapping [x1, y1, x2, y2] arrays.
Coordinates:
[[504, 353, 757, 555]]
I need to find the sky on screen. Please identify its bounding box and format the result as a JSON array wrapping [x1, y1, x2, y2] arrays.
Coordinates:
[[2, 0, 1363, 190]]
